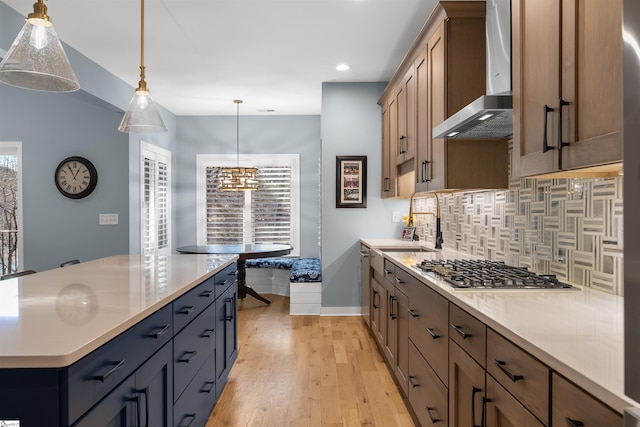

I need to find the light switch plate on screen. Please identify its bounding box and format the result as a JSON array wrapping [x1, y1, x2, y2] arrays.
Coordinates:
[[99, 213, 118, 225], [392, 211, 401, 222]]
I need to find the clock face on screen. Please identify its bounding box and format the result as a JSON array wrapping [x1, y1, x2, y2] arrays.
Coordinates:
[[55, 156, 98, 199]]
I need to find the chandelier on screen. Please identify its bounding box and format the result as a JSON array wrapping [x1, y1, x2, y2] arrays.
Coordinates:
[[218, 100, 258, 191]]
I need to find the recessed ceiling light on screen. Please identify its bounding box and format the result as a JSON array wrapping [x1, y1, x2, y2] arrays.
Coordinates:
[[336, 64, 351, 71]]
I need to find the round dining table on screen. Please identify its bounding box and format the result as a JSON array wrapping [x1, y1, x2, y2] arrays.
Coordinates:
[[176, 243, 293, 304]]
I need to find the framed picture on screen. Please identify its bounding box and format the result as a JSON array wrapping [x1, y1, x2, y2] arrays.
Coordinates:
[[401, 226, 416, 241], [336, 156, 367, 208]]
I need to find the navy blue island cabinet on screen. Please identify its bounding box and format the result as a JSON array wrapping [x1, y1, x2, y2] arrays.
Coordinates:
[[0, 258, 238, 427]]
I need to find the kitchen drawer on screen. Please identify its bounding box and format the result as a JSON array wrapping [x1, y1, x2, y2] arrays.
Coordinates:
[[487, 329, 549, 424], [173, 302, 216, 402], [214, 262, 237, 299], [65, 304, 173, 425], [370, 249, 384, 276], [449, 304, 486, 367], [408, 280, 449, 385], [408, 342, 448, 426], [486, 375, 545, 427], [173, 275, 217, 333], [174, 350, 217, 427], [393, 266, 412, 297], [552, 373, 622, 427], [383, 258, 396, 284]]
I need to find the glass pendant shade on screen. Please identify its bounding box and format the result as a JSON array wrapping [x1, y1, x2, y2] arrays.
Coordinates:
[[0, 10, 80, 92], [118, 87, 167, 133], [218, 167, 259, 192]]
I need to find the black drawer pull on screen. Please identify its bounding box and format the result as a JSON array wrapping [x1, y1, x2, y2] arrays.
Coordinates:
[[217, 278, 230, 287], [389, 296, 397, 320], [383, 268, 392, 276], [201, 328, 215, 338], [426, 406, 441, 423], [395, 277, 404, 285], [408, 308, 418, 318], [148, 324, 170, 339], [200, 381, 215, 394], [178, 350, 197, 363], [177, 305, 196, 315], [199, 289, 213, 298], [451, 324, 471, 339], [408, 375, 419, 388], [427, 328, 440, 339], [92, 359, 125, 382], [566, 418, 584, 427], [493, 359, 524, 382], [178, 413, 197, 427]]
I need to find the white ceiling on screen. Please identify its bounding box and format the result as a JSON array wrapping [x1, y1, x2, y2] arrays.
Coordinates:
[[2, 0, 445, 116]]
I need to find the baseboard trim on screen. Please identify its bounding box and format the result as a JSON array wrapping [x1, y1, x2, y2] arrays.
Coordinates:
[[320, 306, 362, 316]]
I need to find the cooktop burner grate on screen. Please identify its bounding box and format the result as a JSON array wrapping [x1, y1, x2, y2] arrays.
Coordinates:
[[414, 259, 576, 290]]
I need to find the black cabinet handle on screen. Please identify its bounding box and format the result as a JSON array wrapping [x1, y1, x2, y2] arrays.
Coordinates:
[[148, 324, 170, 339], [384, 269, 392, 276], [373, 290, 379, 309], [399, 135, 406, 154], [178, 350, 198, 363], [200, 381, 215, 394], [481, 397, 492, 427], [199, 289, 213, 298], [128, 392, 142, 427], [451, 324, 471, 339], [201, 328, 215, 338], [177, 305, 196, 315], [384, 177, 390, 192], [408, 375, 419, 388], [408, 308, 418, 318], [426, 406, 441, 424], [426, 328, 440, 339], [543, 105, 555, 153], [558, 98, 571, 150], [225, 297, 234, 321], [566, 418, 585, 427], [389, 295, 397, 320], [493, 359, 524, 382], [135, 387, 149, 427], [92, 359, 125, 382], [216, 279, 230, 287], [395, 277, 404, 285], [178, 413, 197, 427], [472, 386, 482, 427]]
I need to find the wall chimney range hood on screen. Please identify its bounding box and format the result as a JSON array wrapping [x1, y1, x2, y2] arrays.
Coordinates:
[[432, 0, 512, 139]]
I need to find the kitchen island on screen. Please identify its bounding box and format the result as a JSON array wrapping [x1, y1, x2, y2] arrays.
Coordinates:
[[0, 254, 239, 427], [361, 238, 637, 425]]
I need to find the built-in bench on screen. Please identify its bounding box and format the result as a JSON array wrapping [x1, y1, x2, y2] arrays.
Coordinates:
[[245, 257, 321, 315]]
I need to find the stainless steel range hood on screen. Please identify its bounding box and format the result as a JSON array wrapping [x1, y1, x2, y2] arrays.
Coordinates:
[[432, 0, 512, 139]]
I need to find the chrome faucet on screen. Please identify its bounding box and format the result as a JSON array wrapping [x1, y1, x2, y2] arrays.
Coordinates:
[[408, 191, 443, 249]]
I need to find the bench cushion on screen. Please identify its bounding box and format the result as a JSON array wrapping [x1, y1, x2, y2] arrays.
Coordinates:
[[245, 257, 294, 270], [290, 258, 321, 282]]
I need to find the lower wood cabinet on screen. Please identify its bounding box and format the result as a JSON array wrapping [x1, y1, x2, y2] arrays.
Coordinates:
[[485, 375, 544, 427], [408, 342, 448, 426], [449, 339, 486, 427], [395, 287, 410, 395]]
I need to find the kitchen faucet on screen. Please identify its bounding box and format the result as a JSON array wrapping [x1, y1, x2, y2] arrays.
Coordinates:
[[408, 191, 443, 249]]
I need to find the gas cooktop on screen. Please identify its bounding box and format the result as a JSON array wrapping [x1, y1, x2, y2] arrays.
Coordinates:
[[414, 259, 578, 290]]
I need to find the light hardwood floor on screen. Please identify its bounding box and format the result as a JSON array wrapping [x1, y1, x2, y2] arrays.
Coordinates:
[[206, 295, 415, 427]]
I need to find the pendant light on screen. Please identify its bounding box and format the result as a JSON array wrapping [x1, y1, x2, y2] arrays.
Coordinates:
[[218, 100, 258, 192], [118, 0, 167, 133], [0, 0, 80, 92]]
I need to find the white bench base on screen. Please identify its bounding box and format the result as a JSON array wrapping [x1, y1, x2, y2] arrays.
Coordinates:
[[289, 282, 322, 315], [245, 268, 290, 296]]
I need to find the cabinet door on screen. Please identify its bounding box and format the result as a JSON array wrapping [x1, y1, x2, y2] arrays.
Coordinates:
[[560, 0, 622, 170], [73, 376, 136, 427], [370, 275, 385, 347], [215, 281, 238, 399], [449, 340, 486, 427], [512, 0, 561, 177], [395, 82, 406, 166], [395, 290, 409, 395], [136, 343, 172, 427], [381, 99, 397, 198], [415, 46, 430, 190], [408, 342, 448, 426], [485, 375, 545, 427], [396, 66, 416, 164], [383, 284, 397, 368], [426, 21, 446, 191]]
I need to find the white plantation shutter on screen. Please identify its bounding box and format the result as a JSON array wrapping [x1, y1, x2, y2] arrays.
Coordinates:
[[252, 166, 291, 244], [141, 142, 171, 256], [197, 154, 300, 256]]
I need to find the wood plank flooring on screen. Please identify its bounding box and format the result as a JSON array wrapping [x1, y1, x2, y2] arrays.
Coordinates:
[[206, 295, 415, 427]]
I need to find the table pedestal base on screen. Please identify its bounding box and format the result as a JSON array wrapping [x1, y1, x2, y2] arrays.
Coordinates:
[[237, 259, 271, 305]]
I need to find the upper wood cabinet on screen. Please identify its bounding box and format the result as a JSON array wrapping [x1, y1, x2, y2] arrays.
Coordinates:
[[381, 100, 397, 198], [378, 2, 509, 198], [512, 0, 622, 178]]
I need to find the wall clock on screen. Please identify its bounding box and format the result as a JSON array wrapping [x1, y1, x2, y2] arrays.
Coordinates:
[[54, 156, 98, 199]]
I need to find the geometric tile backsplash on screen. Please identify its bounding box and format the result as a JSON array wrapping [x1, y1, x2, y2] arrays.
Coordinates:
[[413, 176, 624, 295]]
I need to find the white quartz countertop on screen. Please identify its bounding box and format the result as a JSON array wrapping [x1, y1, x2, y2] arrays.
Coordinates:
[[0, 254, 237, 369], [361, 238, 636, 413]]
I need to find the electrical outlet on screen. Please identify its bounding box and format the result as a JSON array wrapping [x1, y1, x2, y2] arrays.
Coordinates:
[[392, 211, 400, 223], [99, 213, 119, 225]]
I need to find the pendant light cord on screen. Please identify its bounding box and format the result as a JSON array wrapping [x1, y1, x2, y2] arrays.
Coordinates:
[[138, 0, 147, 89], [234, 99, 243, 166]]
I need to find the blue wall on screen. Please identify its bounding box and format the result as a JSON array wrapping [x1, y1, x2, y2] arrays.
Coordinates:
[[175, 115, 321, 258], [320, 82, 408, 312]]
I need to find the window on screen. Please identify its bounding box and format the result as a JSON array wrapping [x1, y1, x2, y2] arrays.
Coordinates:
[[0, 142, 22, 275], [140, 142, 171, 256], [196, 154, 300, 257]]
